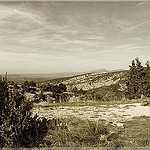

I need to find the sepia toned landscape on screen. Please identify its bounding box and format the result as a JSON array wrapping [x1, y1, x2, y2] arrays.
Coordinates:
[[0, 1, 150, 149]]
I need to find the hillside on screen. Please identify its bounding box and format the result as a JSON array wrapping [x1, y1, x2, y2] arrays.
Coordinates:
[[47, 70, 128, 91]]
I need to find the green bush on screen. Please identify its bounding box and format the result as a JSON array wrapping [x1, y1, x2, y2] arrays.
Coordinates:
[[41, 83, 67, 93], [0, 76, 48, 147], [0, 76, 33, 147], [21, 81, 36, 92], [71, 87, 86, 96]]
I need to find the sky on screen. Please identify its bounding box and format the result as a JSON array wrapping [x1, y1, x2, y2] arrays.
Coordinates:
[[0, 1, 150, 74]]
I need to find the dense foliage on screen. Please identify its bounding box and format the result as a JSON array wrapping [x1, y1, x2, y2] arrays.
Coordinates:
[[51, 92, 69, 103], [0, 76, 49, 147], [21, 81, 36, 93], [71, 87, 86, 96], [41, 83, 67, 93], [0, 76, 32, 147], [126, 58, 150, 99]]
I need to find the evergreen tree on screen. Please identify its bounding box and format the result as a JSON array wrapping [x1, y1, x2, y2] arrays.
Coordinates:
[[126, 58, 150, 99]]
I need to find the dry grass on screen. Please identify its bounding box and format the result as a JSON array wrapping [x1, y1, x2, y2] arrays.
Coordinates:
[[112, 116, 150, 147], [43, 117, 123, 147], [34, 97, 149, 108], [32, 115, 150, 147], [141, 98, 150, 106], [32, 103, 150, 148], [122, 105, 136, 109]]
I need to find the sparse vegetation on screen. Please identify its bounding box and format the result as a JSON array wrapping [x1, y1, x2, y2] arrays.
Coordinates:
[[0, 58, 150, 148], [43, 117, 123, 147], [118, 116, 150, 147]]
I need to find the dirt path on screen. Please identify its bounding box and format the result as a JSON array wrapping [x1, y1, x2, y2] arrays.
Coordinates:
[[32, 102, 150, 122]]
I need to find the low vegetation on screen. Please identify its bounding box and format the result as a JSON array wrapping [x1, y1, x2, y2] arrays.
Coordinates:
[[0, 58, 150, 148], [118, 116, 150, 147], [42, 116, 150, 147], [83, 83, 125, 101], [43, 117, 123, 147]]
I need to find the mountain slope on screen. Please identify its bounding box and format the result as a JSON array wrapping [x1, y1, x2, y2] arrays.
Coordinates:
[[47, 70, 128, 91]]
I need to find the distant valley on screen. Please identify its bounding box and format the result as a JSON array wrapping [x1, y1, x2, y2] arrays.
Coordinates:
[[7, 69, 111, 83]]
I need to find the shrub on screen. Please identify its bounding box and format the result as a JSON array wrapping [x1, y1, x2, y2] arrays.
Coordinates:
[[0, 76, 48, 147], [21, 81, 36, 92], [41, 83, 67, 93], [38, 90, 46, 101], [0, 76, 33, 147], [84, 84, 125, 101], [71, 87, 86, 96]]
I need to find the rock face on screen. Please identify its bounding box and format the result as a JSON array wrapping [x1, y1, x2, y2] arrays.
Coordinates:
[[62, 71, 127, 91]]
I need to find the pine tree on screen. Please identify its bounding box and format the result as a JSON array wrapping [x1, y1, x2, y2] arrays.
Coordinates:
[[126, 58, 150, 99]]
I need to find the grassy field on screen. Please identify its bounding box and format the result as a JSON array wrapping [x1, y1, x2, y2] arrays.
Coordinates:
[[43, 117, 123, 147], [115, 116, 150, 147]]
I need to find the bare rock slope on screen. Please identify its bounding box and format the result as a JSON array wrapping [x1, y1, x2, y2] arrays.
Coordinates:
[[49, 70, 128, 91]]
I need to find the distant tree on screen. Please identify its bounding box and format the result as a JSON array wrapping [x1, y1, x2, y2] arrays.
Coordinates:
[[71, 87, 86, 96], [58, 83, 67, 92], [29, 81, 36, 87], [30, 89, 36, 94], [14, 84, 20, 90], [146, 60, 150, 68], [78, 88, 86, 95], [51, 92, 60, 103], [9, 81, 14, 85], [41, 83, 67, 94], [72, 87, 78, 93], [23, 81, 29, 87], [38, 90, 46, 101], [21, 81, 37, 93], [33, 93, 39, 102]]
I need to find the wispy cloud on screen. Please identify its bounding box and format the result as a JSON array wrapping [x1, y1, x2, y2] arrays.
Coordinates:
[[138, 2, 146, 7], [0, 2, 150, 73], [124, 20, 150, 32], [14, 9, 47, 26]]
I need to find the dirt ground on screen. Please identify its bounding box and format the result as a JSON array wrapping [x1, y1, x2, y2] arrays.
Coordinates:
[[32, 102, 150, 122]]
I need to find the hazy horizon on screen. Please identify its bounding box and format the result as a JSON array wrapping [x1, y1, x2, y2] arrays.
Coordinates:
[[0, 1, 150, 74]]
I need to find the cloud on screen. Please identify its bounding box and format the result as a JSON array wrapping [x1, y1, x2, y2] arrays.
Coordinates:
[[138, 2, 146, 7], [0, 2, 150, 73], [128, 37, 144, 41], [124, 20, 150, 32], [13, 9, 47, 26]]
